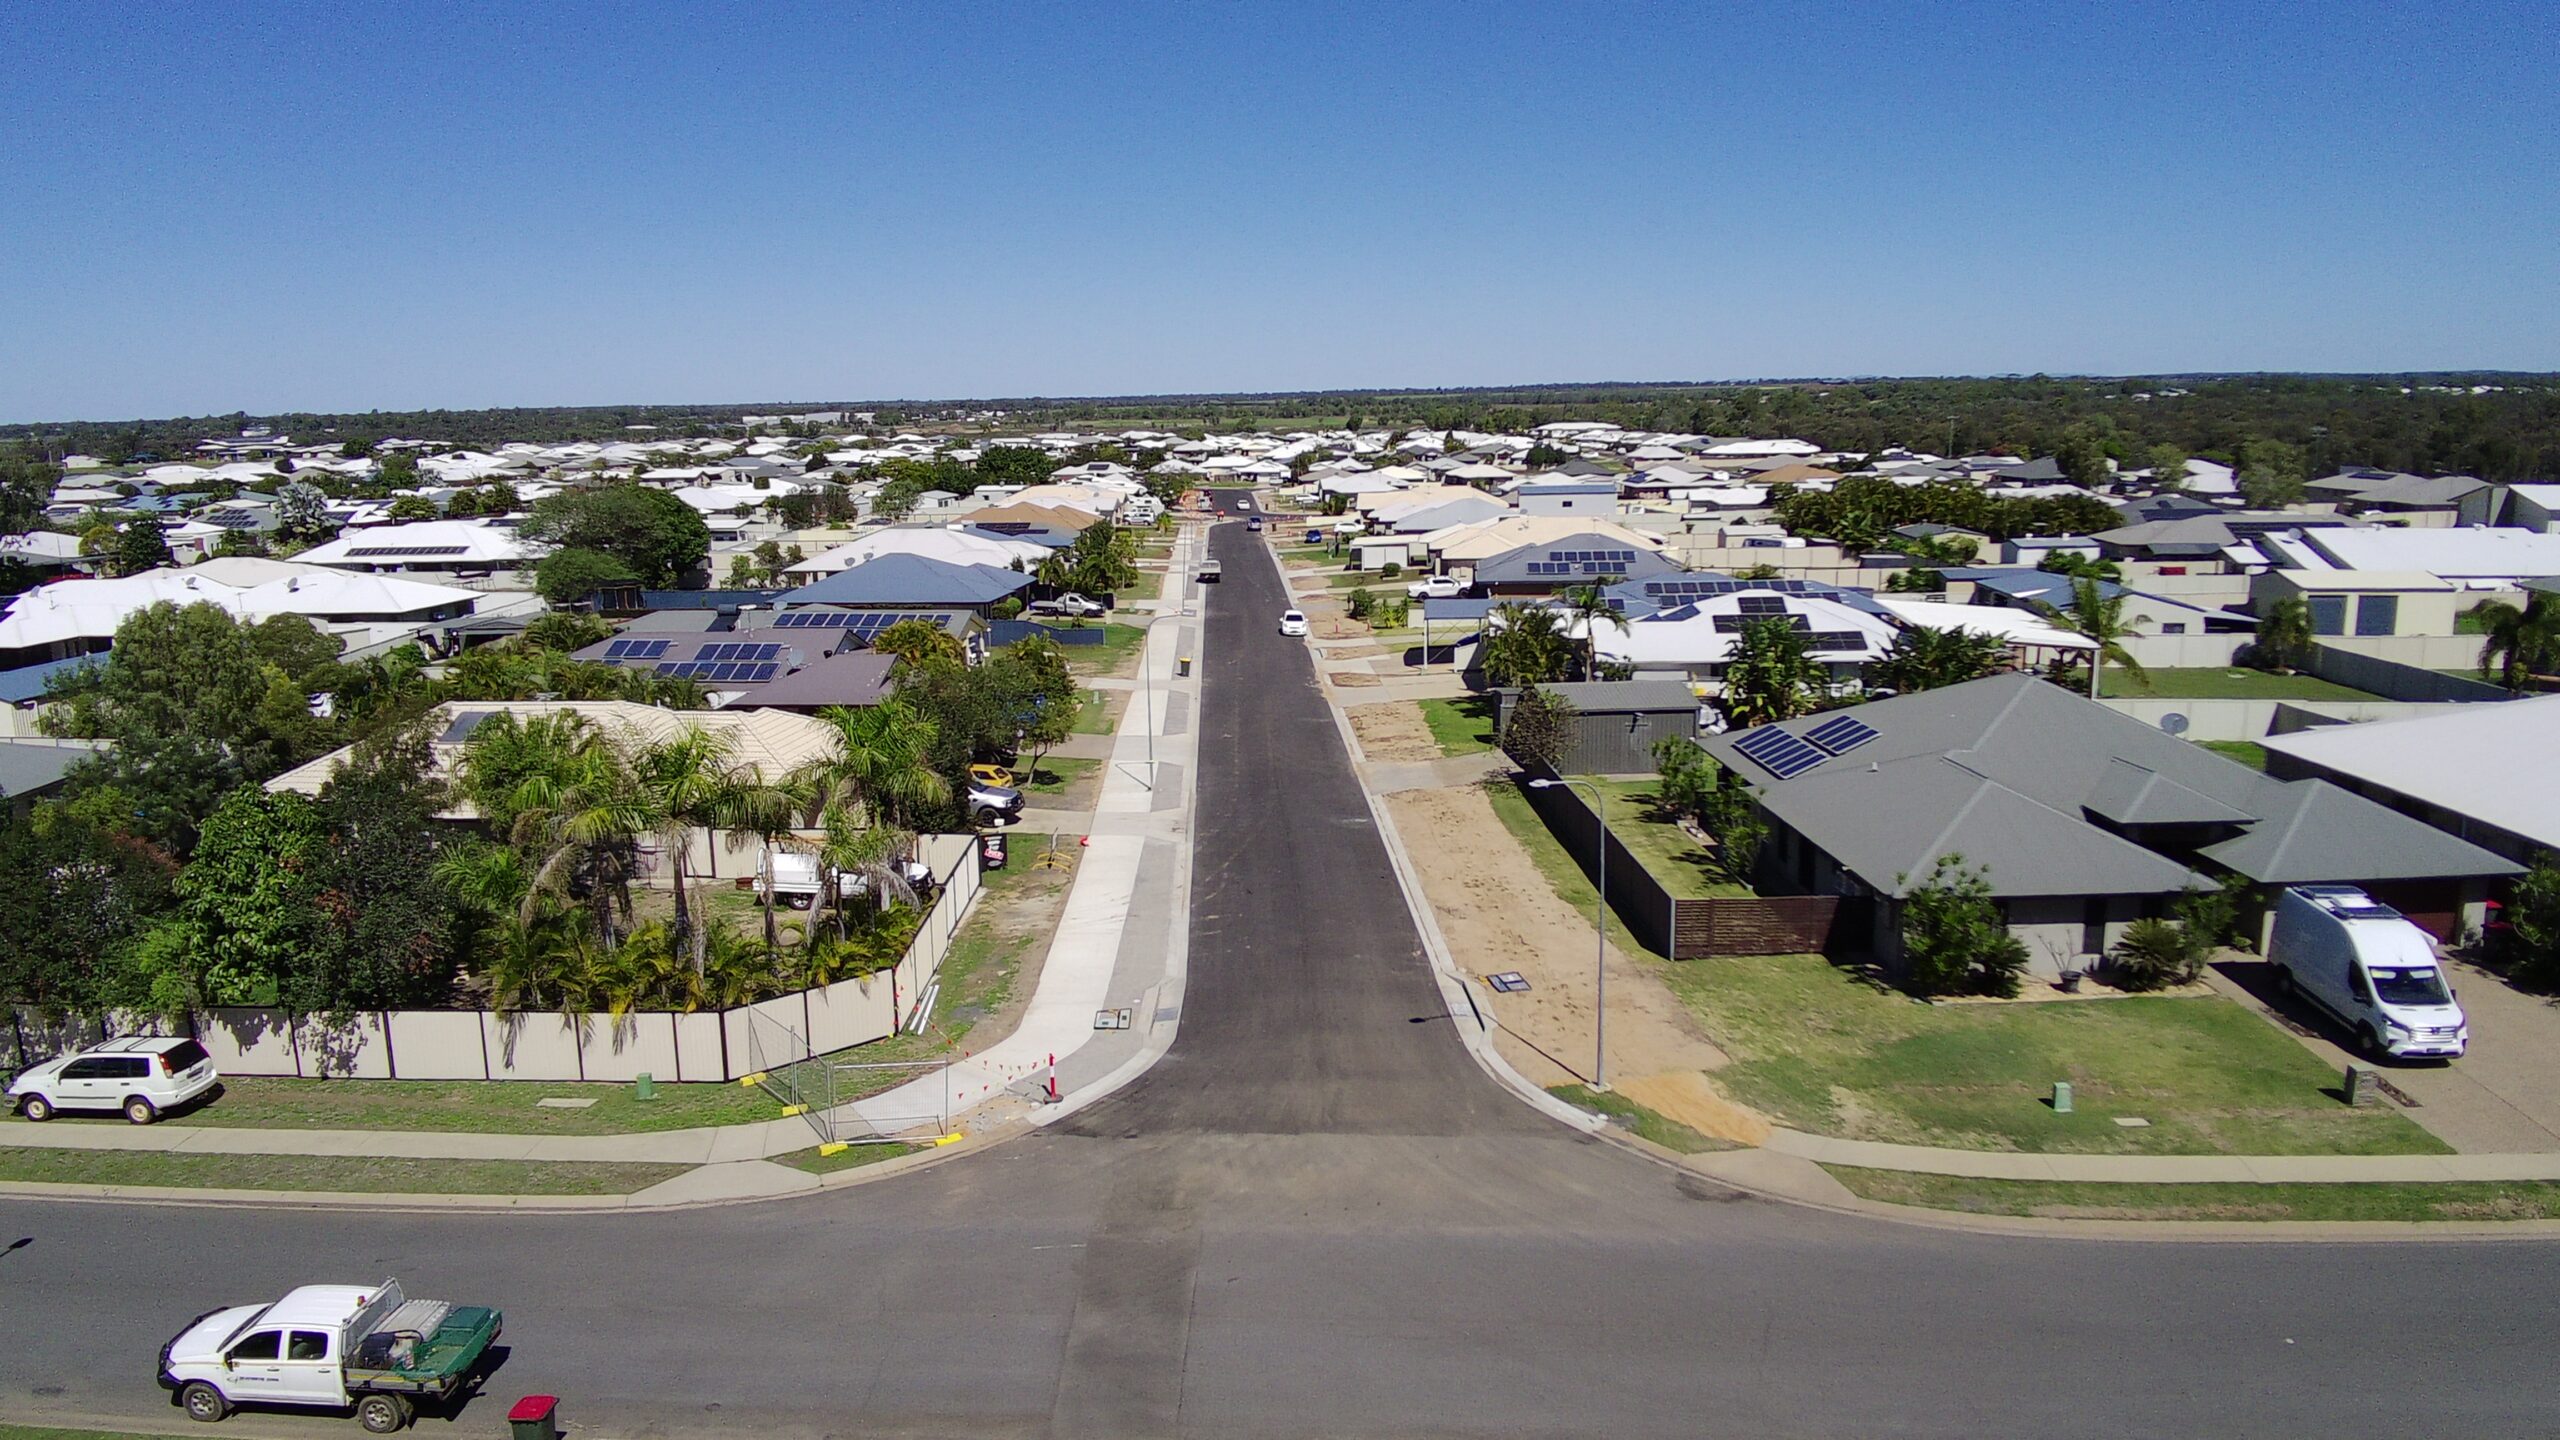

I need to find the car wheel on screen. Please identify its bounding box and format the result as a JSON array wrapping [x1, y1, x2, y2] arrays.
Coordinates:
[[2358, 1025, 2388, 1061], [18, 1094, 54, 1123], [180, 1381, 229, 1423], [356, 1394, 413, 1433], [2271, 966, 2296, 998], [124, 1095, 160, 1125]]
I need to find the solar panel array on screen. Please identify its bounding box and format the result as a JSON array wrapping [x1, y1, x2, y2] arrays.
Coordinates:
[[1524, 547, 1641, 578], [690, 642, 783, 663], [656, 660, 783, 683], [346, 544, 470, 558], [771, 610, 946, 634], [602, 638, 672, 661], [1732, 725, 1828, 780], [1804, 714, 1880, 756]]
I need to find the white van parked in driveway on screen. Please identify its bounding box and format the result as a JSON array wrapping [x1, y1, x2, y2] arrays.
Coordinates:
[[2269, 885, 2468, 1061]]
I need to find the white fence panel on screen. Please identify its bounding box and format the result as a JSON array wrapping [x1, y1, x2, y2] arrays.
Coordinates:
[[806, 971, 895, 1054], [294, 1013, 391, 1079], [485, 1014, 582, 1081], [384, 1011, 490, 1081], [578, 1013, 681, 1083], [197, 1008, 299, 1076], [672, 1012, 728, 1083]]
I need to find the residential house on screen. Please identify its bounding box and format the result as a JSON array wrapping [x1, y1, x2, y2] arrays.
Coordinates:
[[1590, 587, 1896, 689], [772, 553, 1033, 619], [1694, 674, 2519, 972], [292, 519, 539, 577], [2262, 695, 2560, 866], [2249, 569, 2463, 638]]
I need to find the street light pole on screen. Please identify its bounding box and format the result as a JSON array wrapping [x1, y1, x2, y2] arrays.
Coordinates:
[[1527, 776, 1607, 1090]]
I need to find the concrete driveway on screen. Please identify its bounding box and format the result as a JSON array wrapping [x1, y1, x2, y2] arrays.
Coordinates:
[[2212, 956, 2560, 1153]]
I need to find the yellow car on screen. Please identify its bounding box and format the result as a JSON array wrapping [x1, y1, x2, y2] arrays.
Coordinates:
[[967, 762, 1018, 788]]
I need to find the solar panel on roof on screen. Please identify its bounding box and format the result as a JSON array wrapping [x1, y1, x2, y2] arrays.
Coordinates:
[[1735, 595, 1789, 615], [1733, 725, 1828, 780], [439, 711, 494, 744], [1804, 715, 1880, 756], [742, 662, 779, 682], [1803, 632, 1870, 653]]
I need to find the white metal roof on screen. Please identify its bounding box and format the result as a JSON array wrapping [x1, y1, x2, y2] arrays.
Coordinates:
[[2261, 695, 2560, 851], [1877, 597, 2096, 651]]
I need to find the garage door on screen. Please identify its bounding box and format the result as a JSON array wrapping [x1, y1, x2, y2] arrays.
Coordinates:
[[2366, 881, 2459, 942]]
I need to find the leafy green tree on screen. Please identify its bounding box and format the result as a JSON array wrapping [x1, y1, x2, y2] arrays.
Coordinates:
[[2035, 551, 2122, 582], [534, 546, 639, 606], [376, 451, 420, 487], [871, 618, 967, 672], [173, 787, 329, 1007], [1481, 603, 1572, 687], [385, 494, 439, 521], [1719, 616, 1825, 726], [2238, 438, 2308, 508], [107, 513, 173, 576], [2495, 853, 2560, 985], [297, 720, 467, 1011], [2251, 596, 2315, 673], [1872, 625, 2008, 694], [1499, 685, 1577, 771], [2145, 444, 2190, 491], [2052, 428, 2111, 488], [524, 485, 710, 587], [0, 800, 181, 1013], [2473, 592, 2560, 692], [974, 445, 1056, 487], [521, 610, 614, 652], [1898, 854, 2028, 998], [1653, 736, 1764, 885]]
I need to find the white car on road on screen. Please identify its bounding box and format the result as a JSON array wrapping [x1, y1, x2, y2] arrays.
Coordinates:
[[8, 1035, 218, 1124], [1278, 610, 1309, 637]]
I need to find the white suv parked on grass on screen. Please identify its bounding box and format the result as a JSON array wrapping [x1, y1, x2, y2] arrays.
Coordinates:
[[8, 1036, 219, 1124]]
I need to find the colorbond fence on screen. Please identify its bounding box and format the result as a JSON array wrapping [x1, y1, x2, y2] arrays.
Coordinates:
[[2, 834, 983, 1083]]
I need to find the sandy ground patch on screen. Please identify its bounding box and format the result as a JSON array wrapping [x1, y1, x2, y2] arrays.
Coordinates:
[[1613, 1070, 1771, 1146], [1328, 670, 1381, 687], [1347, 701, 1441, 763], [1386, 785, 1740, 1102]]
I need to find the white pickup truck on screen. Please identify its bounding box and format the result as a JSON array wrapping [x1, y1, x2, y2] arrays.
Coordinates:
[[1027, 592, 1107, 618], [159, 1279, 502, 1432], [1195, 559, 1223, 583], [756, 851, 935, 908], [1406, 575, 1465, 600]]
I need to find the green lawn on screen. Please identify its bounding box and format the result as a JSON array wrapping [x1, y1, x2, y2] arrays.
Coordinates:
[[1550, 1085, 1730, 1154], [1416, 695, 1497, 757], [2199, 740, 2269, 770], [1484, 780, 1670, 963], [1828, 1166, 2560, 1222], [1, 1070, 789, 1136], [2099, 667, 2378, 700], [1022, 755, 1100, 799], [1070, 687, 1120, 734], [0, 1147, 688, 1195], [1657, 952, 2447, 1156], [1060, 622, 1149, 675], [1586, 777, 1752, 900]]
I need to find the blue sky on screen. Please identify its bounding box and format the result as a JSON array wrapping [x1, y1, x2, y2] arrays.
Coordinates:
[[2, 0, 2554, 420]]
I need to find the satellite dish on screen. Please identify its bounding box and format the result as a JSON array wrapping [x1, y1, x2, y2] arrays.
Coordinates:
[[2160, 712, 2191, 736]]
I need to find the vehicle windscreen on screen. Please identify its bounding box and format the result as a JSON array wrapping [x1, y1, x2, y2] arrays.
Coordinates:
[[2370, 966, 2452, 1007]]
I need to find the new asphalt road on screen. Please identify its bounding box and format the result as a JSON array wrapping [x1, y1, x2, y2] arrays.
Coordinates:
[[7, 504, 2560, 1438]]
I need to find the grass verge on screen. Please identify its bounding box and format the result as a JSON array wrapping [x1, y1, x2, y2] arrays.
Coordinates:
[[781, 1141, 924, 1175], [3, 1072, 786, 1136], [2100, 667, 2377, 700], [1070, 687, 1120, 734], [1416, 695, 1497, 757], [1483, 780, 1669, 963], [1062, 622, 1149, 675], [0, 1148, 688, 1195], [1655, 953, 2446, 1156], [1549, 1085, 1730, 1154], [1825, 1166, 2560, 1222], [1023, 755, 1101, 798]]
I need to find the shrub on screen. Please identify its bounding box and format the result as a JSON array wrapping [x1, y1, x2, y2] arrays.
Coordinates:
[[1380, 561, 1403, 579], [1346, 586, 1375, 621], [1500, 685, 1577, 771], [2108, 917, 2205, 992], [1899, 855, 2028, 998]]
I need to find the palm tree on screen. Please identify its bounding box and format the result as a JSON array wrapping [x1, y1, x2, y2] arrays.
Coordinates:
[[633, 724, 745, 978], [1558, 585, 1626, 680], [1872, 625, 2008, 694], [1480, 603, 1571, 687], [2252, 596, 2315, 674], [803, 697, 949, 831], [791, 801, 918, 951], [2475, 593, 2560, 692], [2043, 576, 2146, 699], [458, 714, 652, 950], [718, 767, 818, 956]]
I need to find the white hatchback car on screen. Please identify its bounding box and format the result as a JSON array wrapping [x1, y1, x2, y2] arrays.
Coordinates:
[[1278, 610, 1309, 637], [8, 1036, 219, 1124]]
